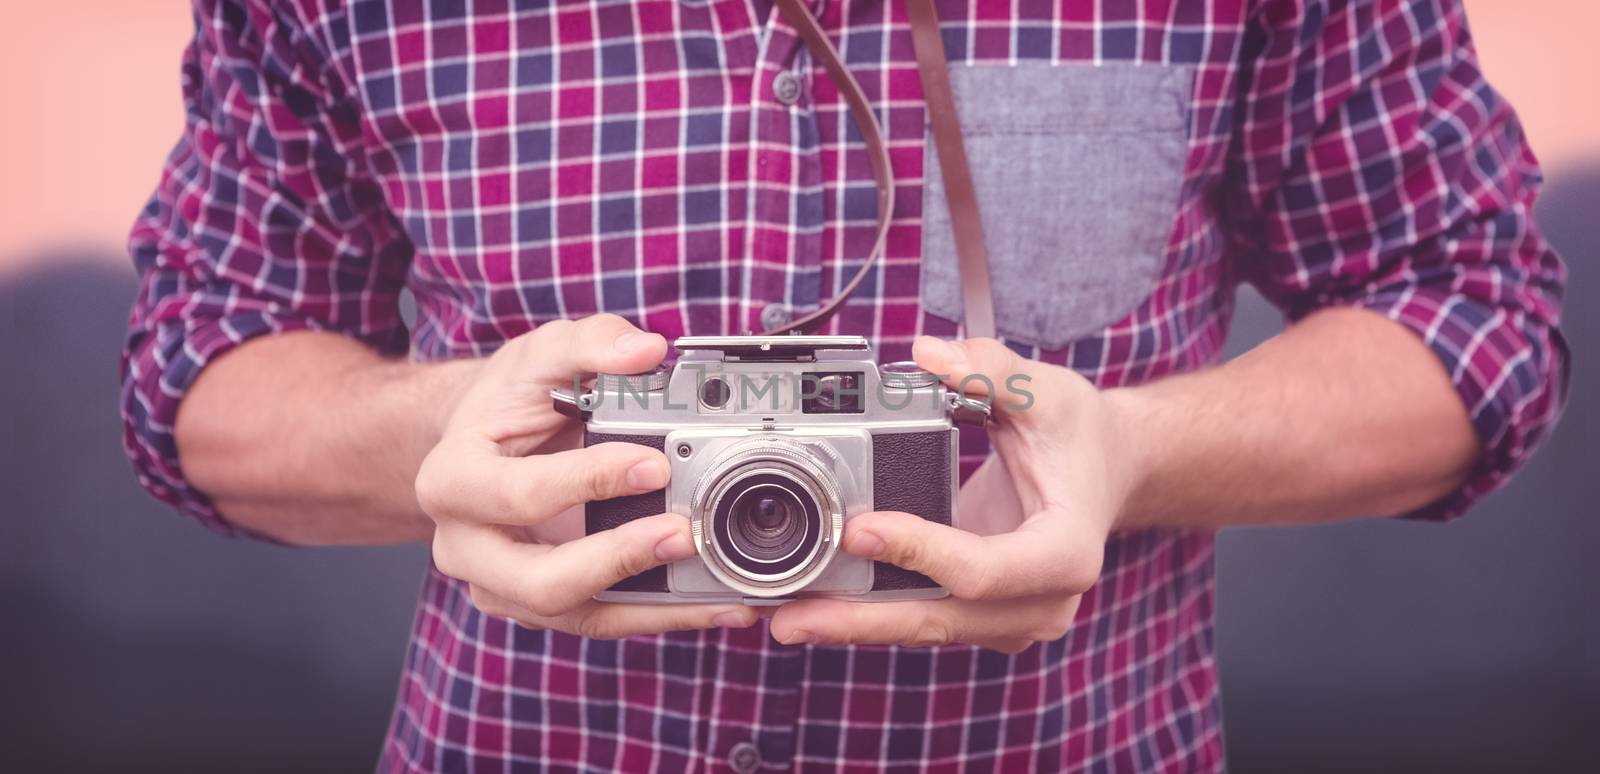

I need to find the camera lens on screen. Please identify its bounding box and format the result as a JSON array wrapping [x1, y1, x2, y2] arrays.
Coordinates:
[[713, 474, 820, 577], [749, 497, 784, 530], [725, 481, 809, 565], [690, 441, 844, 597]]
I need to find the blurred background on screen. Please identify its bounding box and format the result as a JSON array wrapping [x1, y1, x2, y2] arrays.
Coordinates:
[[0, 2, 1593, 772]]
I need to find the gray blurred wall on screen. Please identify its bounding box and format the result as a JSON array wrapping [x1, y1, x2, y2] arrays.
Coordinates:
[[2, 169, 1594, 772]]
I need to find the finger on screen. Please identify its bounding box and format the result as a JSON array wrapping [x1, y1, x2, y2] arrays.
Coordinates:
[[840, 510, 1100, 600], [470, 586, 759, 639], [561, 600, 760, 639], [770, 597, 953, 646], [970, 638, 1037, 655], [769, 595, 1076, 649], [517, 513, 701, 615], [954, 455, 1027, 537], [522, 313, 668, 386], [418, 441, 669, 525], [911, 336, 1035, 406], [439, 512, 698, 618]]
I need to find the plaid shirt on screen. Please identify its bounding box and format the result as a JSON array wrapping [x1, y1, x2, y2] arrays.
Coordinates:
[[122, 0, 1567, 771]]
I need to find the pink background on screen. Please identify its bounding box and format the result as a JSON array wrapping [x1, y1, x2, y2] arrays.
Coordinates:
[[0, 1, 1595, 275]]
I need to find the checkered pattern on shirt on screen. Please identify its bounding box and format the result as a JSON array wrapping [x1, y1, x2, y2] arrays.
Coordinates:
[[121, 0, 1567, 771]]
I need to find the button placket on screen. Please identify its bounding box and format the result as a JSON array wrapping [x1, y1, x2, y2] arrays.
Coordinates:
[[747, 6, 826, 332], [772, 70, 803, 105], [728, 741, 762, 773], [755, 647, 805, 768], [760, 302, 792, 329]]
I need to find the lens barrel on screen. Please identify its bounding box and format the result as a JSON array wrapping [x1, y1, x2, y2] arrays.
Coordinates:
[[717, 474, 818, 575], [690, 441, 843, 597]]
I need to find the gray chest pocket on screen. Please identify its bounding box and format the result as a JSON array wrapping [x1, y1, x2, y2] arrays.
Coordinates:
[[921, 62, 1192, 348]]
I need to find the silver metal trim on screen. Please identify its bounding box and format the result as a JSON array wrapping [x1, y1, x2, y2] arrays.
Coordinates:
[[597, 368, 668, 393], [550, 386, 597, 411], [674, 334, 870, 353], [593, 586, 949, 604], [880, 361, 939, 389], [947, 391, 994, 423]]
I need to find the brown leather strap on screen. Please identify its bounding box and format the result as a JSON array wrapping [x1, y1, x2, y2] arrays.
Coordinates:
[[905, 0, 995, 340], [766, 0, 993, 340], [766, 0, 895, 335]]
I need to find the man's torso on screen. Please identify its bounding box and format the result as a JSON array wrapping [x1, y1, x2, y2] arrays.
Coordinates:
[[344, 1, 1243, 770]]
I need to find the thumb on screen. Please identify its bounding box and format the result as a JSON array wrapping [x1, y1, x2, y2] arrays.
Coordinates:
[[518, 313, 669, 386], [911, 336, 1037, 411]]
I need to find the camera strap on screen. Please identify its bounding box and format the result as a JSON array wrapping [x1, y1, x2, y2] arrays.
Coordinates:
[[765, 0, 995, 340]]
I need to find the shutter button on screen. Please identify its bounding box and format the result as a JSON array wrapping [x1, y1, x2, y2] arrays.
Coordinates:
[[760, 303, 791, 329], [773, 71, 803, 105], [729, 741, 762, 773]]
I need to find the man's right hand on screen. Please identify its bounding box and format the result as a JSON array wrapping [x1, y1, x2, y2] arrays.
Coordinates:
[[415, 314, 759, 639]]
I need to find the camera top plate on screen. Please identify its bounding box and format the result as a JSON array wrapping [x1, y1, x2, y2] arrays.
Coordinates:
[[674, 335, 870, 362]]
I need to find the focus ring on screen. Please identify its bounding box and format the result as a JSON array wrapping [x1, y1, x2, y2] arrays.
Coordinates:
[[689, 440, 845, 598], [880, 361, 939, 389]]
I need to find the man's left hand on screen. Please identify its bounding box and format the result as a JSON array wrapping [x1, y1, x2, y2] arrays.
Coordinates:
[[769, 336, 1134, 654]]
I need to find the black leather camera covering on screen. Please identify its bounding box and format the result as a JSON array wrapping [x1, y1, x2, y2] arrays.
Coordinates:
[[585, 431, 670, 593], [870, 430, 952, 591]]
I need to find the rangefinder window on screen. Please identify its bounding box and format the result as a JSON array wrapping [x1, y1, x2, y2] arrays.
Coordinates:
[[699, 376, 732, 409], [800, 371, 865, 414]]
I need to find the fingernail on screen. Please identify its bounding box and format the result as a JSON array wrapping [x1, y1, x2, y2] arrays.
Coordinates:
[[626, 458, 669, 490], [615, 330, 656, 353], [782, 629, 814, 645], [711, 610, 751, 628], [653, 531, 696, 562], [846, 531, 885, 558]]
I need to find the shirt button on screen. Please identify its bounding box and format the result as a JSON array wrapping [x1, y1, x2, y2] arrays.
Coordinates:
[[773, 71, 803, 105], [728, 741, 762, 774], [760, 303, 791, 329]]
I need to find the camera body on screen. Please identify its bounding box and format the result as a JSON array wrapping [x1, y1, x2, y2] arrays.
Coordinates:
[[554, 335, 982, 604]]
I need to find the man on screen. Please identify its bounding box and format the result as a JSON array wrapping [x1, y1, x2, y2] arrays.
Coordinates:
[[121, 0, 1567, 770]]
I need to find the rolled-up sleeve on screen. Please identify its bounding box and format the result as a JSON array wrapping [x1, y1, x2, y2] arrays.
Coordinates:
[[122, 0, 410, 535], [1224, 0, 1570, 521]]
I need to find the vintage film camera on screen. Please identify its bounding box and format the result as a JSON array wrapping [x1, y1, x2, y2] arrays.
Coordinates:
[[553, 335, 988, 604]]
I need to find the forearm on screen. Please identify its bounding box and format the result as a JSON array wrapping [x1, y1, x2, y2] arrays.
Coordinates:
[[174, 331, 481, 545], [1107, 306, 1479, 529]]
